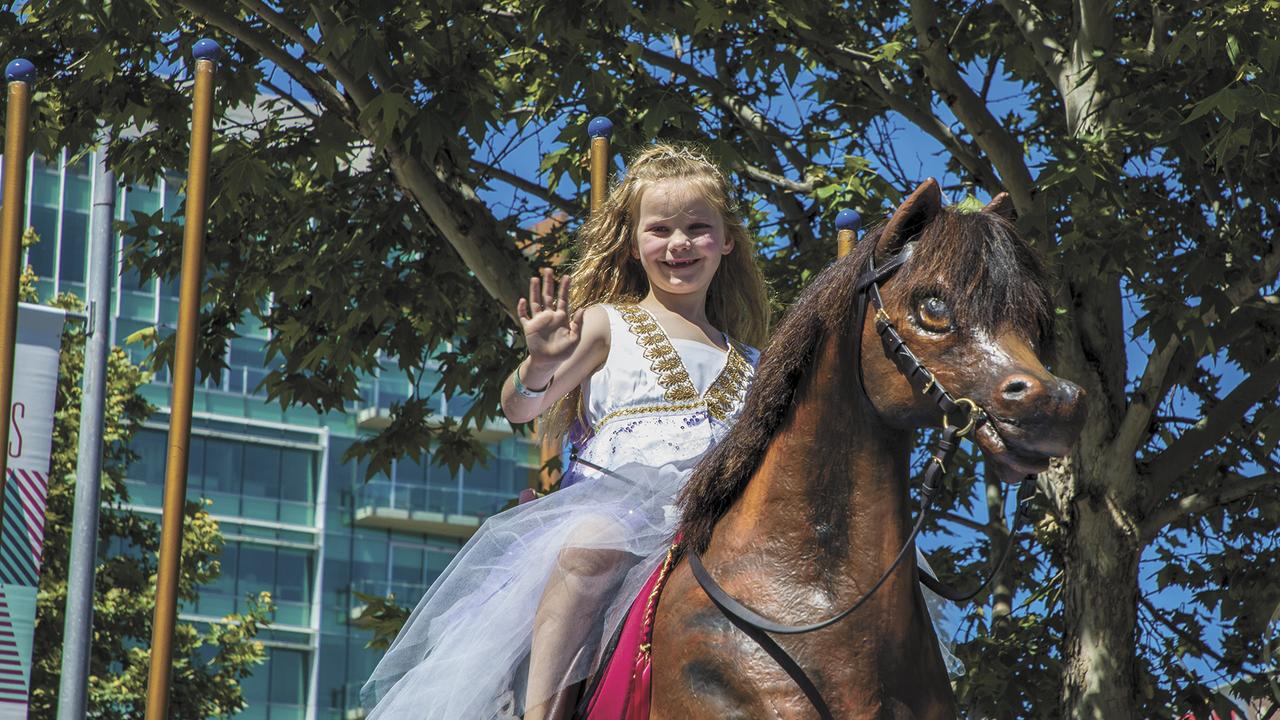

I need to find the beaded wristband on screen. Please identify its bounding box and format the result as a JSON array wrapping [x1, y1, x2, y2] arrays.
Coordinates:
[[512, 364, 552, 399]]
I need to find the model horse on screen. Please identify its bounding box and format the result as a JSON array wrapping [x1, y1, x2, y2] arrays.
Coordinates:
[[577, 179, 1085, 719]]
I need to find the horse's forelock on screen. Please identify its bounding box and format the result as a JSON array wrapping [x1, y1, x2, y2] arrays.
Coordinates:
[[898, 209, 1054, 352]]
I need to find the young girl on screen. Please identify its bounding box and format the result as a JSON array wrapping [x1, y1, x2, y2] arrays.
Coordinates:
[[361, 143, 770, 720]]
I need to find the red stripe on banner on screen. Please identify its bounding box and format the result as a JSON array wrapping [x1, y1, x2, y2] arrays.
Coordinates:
[[11, 475, 45, 546], [13, 472, 45, 521], [15, 468, 49, 515], [11, 488, 44, 550], [15, 469, 47, 514], [20, 468, 48, 495]]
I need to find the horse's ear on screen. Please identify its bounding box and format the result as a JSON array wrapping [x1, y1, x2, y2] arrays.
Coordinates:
[[984, 192, 1016, 221], [876, 178, 942, 261]]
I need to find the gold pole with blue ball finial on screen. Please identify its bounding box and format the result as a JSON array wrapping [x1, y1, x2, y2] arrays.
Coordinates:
[[836, 208, 861, 258], [588, 116, 612, 215], [537, 116, 615, 491], [145, 38, 220, 720], [0, 58, 36, 543]]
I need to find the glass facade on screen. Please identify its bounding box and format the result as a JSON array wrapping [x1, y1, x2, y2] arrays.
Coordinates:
[[13, 149, 539, 718]]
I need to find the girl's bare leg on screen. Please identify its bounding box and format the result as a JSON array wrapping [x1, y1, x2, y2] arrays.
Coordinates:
[[524, 520, 631, 720]]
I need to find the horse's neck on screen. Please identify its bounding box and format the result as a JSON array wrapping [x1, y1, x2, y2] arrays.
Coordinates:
[[711, 333, 916, 602]]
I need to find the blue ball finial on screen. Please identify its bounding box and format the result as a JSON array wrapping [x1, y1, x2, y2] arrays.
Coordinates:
[[192, 39, 222, 63], [588, 116, 613, 139], [5, 59, 36, 84], [835, 209, 861, 232]]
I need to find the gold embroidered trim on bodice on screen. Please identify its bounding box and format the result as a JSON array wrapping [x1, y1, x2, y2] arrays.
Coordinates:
[[616, 304, 700, 403], [595, 305, 752, 431], [704, 339, 751, 421]]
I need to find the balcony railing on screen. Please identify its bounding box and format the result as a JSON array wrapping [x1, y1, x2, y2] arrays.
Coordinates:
[[351, 480, 518, 538], [348, 578, 432, 603]]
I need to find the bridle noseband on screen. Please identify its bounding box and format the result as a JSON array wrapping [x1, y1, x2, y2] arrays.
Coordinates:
[[683, 243, 1037, 719]]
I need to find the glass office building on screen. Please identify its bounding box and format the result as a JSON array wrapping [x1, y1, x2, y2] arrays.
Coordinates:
[[17, 149, 538, 719]]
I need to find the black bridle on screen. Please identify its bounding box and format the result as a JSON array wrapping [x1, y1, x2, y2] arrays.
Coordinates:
[[681, 243, 1037, 719]]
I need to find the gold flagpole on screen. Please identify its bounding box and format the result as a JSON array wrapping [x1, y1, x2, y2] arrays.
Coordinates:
[[535, 116, 614, 491], [836, 208, 860, 258], [0, 59, 36, 539], [145, 38, 220, 720], [587, 116, 612, 215]]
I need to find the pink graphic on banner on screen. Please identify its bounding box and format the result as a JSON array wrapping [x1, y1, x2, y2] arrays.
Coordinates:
[[0, 589, 25, 705], [0, 469, 49, 588]]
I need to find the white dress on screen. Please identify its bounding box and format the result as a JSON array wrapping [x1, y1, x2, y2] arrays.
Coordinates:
[[362, 303, 760, 719]]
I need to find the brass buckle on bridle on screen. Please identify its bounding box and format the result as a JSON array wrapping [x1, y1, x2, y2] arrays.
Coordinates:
[[942, 397, 981, 437]]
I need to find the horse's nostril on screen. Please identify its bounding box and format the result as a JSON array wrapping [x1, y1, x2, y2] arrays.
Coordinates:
[[1002, 378, 1030, 397]]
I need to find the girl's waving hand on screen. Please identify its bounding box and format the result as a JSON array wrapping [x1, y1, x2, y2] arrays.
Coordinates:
[[518, 269, 581, 366], [503, 269, 609, 424]]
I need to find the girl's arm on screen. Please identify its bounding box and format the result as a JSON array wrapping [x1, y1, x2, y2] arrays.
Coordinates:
[[501, 272, 609, 424]]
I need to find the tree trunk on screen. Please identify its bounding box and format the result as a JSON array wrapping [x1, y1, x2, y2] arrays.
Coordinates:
[[1059, 459, 1142, 719], [1052, 273, 1142, 718]]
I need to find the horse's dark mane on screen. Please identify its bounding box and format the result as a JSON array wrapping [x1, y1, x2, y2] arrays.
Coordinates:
[[678, 207, 1054, 553]]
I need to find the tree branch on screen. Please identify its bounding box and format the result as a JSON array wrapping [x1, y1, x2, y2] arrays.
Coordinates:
[[1111, 239, 1280, 463], [186, 0, 531, 317], [632, 44, 812, 179], [858, 65, 1003, 192], [470, 160, 578, 216], [1062, 0, 1116, 136], [737, 162, 816, 194], [1139, 473, 1280, 544], [178, 0, 351, 117], [1138, 594, 1275, 678], [1144, 350, 1280, 484], [908, 0, 1040, 222], [996, 0, 1069, 95], [258, 78, 320, 121], [800, 35, 1004, 192], [383, 147, 530, 318], [239, 0, 317, 54], [939, 511, 996, 536], [305, 3, 378, 108]]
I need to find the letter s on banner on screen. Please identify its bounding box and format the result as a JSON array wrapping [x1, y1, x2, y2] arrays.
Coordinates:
[[7, 401, 21, 459]]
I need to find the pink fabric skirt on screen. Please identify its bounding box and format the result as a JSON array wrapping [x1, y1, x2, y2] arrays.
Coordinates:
[[582, 543, 679, 720]]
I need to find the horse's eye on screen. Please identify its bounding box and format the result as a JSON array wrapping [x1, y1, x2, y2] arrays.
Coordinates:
[[915, 297, 953, 333]]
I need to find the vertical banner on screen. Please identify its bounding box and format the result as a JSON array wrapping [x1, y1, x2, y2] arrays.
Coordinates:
[[0, 303, 65, 717]]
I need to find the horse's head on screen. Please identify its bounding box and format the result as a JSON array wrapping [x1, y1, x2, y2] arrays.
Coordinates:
[[854, 179, 1087, 483]]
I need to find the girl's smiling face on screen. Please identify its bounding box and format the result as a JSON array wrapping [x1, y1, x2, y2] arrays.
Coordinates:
[[633, 179, 733, 297]]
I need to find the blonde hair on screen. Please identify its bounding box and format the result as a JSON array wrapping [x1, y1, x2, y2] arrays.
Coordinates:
[[544, 141, 771, 442]]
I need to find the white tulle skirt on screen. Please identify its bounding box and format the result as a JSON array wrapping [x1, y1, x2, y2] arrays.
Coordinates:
[[360, 418, 963, 719], [361, 445, 688, 719]]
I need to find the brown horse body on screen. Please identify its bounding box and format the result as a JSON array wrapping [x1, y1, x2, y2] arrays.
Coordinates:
[[646, 180, 1086, 719]]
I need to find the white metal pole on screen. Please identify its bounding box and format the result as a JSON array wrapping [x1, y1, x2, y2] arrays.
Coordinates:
[[56, 139, 116, 719]]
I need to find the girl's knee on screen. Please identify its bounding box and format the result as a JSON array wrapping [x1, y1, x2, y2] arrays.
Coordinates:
[[554, 517, 630, 577]]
